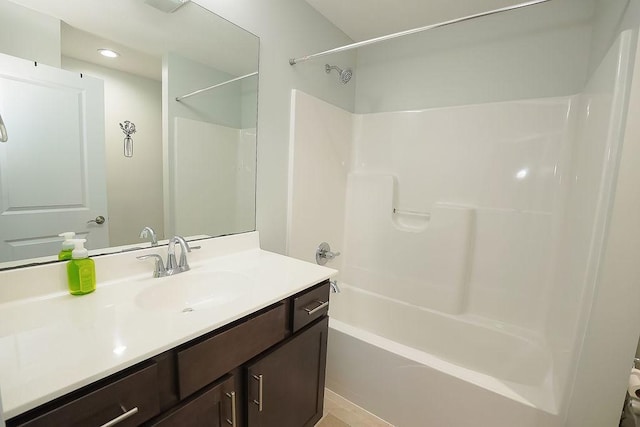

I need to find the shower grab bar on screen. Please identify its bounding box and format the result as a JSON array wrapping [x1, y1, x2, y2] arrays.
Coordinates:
[[393, 208, 431, 220], [175, 71, 258, 101], [289, 0, 552, 65], [0, 113, 7, 143]]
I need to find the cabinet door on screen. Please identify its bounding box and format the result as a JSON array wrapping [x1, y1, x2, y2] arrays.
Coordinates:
[[147, 374, 238, 427], [246, 317, 329, 427]]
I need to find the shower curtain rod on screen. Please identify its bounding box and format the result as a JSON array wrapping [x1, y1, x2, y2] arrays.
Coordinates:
[[289, 0, 552, 65], [175, 71, 258, 102]]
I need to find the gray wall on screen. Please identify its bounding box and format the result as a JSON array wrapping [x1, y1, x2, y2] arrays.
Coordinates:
[[166, 52, 243, 129], [62, 57, 164, 246], [354, 0, 595, 113], [0, 0, 60, 67], [195, 0, 356, 254]]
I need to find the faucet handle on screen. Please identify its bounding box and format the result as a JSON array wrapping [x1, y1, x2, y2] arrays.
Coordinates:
[[137, 254, 167, 277], [316, 242, 341, 265]]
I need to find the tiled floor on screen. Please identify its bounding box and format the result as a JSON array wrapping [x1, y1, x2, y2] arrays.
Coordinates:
[[315, 389, 394, 427]]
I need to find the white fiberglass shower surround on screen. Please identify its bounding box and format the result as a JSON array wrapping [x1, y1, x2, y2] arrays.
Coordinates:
[[288, 1, 639, 426]]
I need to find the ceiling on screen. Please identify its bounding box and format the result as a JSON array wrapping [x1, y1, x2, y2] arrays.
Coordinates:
[[8, 0, 259, 79], [303, 0, 553, 41]]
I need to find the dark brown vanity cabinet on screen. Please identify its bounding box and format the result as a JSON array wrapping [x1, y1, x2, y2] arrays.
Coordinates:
[[148, 374, 238, 427], [6, 280, 330, 427], [7, 363, 162, 427], [246, 317, 328, 427]]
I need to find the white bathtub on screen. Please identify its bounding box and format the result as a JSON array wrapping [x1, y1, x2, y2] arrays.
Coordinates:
[[326, 285, 563, 427]]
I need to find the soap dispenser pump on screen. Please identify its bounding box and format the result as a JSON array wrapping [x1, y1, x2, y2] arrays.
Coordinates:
[[66, 239, 96, 295], [58, 232, 76, 260]]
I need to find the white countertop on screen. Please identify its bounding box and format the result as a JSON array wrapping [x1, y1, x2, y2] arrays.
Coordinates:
[[0, 232, 336, 419]]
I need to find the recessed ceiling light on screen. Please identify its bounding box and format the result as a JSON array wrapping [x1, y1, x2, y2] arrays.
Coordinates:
[[144, 0, 189, 13], [98, 49, 119, 58]]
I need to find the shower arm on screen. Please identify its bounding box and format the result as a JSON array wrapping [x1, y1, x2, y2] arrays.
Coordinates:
[[289, 0, 552, 65]]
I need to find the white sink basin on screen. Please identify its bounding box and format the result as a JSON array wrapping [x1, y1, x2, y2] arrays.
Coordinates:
[[134, 270, 253, 312]]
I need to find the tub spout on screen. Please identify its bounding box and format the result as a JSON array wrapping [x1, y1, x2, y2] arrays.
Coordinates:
[[330, 280, 340, 293]]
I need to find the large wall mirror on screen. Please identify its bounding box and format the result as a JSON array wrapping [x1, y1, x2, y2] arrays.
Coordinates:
[[0, 0, 259, 269]]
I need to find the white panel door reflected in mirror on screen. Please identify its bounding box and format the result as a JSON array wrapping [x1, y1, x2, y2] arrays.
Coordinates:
[[0, 53, 108, 262]]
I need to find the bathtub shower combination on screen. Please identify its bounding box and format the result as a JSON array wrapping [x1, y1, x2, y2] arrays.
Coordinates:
[[288, 1, 636, 426]]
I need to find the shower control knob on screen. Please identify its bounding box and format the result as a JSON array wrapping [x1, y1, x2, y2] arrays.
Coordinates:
[[316, 242, 340, 265], [87, 215, 106, 225]]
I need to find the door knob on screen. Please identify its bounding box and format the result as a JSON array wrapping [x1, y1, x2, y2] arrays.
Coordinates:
[[87, 215, 106, 225]]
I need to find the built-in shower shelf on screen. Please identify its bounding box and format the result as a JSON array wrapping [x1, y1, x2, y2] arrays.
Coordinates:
[[344, 173, 475, 314]]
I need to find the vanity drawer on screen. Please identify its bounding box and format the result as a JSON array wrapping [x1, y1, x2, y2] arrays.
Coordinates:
[[292, 280, 330, 333], [11, 362, 160, 427], [177, 302, 288, 399]]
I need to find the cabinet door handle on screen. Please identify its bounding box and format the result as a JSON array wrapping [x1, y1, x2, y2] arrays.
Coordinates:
[[252, 374, 263, 412], [99, 404, 138, 427], [225, 391, 237, 426], [304, 300, 329, 315]]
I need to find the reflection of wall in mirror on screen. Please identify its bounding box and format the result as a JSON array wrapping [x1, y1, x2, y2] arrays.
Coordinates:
[[63, 58, 164, 246], [0, 0, 60, 67], [165, 52, 257, 238], [172, 121, 256, 238]]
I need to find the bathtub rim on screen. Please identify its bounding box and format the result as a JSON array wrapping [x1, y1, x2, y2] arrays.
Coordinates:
[[328, 317, 559, 415]]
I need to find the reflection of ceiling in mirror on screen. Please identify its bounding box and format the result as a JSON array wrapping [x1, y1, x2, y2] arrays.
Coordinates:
[[8, 0, 259, 76], [61, 23, 162, 80]]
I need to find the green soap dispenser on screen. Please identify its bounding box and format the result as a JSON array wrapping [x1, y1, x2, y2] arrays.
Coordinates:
[[67, 239, 96, 296], [58, 232, 76, 260]]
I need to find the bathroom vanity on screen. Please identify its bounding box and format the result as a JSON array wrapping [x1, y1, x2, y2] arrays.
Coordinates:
[[0, 232, 335, 427]]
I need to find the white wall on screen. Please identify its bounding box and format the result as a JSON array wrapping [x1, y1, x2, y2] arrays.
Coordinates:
[[240, 76, 258, 129], [62, 57, 163, 247], [354, 0, 595, 113], [173, 117, 255, 237], [236, 128, 257, 233], [287, 90, 351, 270], [564, 30, 640, 427], [163, 52, 251, 237], [545, 30, 636, 417], [0, 0, 60, 67], [290, 89, 575, 331], [194, 0, 356, 254]]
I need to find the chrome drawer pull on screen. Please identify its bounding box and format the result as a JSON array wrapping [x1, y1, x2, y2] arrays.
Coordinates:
[[304, 300, 329, 315], [252, 374, 263, 412], [100, 404, 138, 427], [225, 391, 237, 426]]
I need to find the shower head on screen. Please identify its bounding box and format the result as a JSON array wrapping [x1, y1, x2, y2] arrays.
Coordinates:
[[325, 64, 353, 84]]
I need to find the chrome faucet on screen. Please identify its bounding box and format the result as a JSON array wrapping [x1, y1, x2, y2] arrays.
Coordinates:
[[166, 235, 192, 272], [139, 226, 158, 247], [137, 235, 198, 277]]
